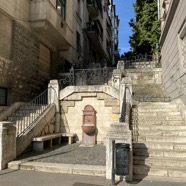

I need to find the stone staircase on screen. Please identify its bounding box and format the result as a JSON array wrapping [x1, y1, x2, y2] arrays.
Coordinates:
[[9, 105, 47, 136], [133, 102, 186, 180]]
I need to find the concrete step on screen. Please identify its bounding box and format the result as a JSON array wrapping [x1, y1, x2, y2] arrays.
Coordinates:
[[133, 142, 186, 151], [139, 102, 177, 107], [137, 125, 186, 131], [8, 161, 106, 177], [133, 174, 186, 182], [133, 148, 186, 158], [133, 165, 186, 178], [138, 111, 181, 116], [138, 115, 183, 121], [138, 136, 186, 143], [20, 105, 48, 110], [138, 120, 184, 125], [138, 107, 179, 112], [133, 156, 186, 168], [8, 114, 40, 122], [138, 130, 186, 137]]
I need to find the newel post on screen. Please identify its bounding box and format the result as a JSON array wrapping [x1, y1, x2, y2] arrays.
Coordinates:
[[48, 80, 60, 133]]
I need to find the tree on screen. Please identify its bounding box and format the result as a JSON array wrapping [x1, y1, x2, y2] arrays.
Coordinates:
[[128, 0, 160, 55]]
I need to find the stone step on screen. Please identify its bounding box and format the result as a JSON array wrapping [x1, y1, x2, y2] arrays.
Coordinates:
[[138, 115, 183, 121], [20, 105, 47, 110], [133, 142, 186, 151], [138, 120, 184, 125], [8, 113, 40, 122], [138, 111, 181, 116], [138, 136, 186, 143], [133, 156, 186, 168], [133, 175, 186, 182], [8, 161, 106, 177], [138, 130, 186, 137], [137, 125, 186, 131], [133, 165, 186, 178], [138, 107, 179, 112], [133, 148, 186, 158], [139, 102, 177, 109]]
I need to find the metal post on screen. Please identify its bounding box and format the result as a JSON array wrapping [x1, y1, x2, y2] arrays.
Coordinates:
[[112, 139, 115, 186]]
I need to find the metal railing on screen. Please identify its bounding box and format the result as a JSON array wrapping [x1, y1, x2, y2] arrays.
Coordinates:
[[119, 86, 132, 124], [132, 95, 171, 102], [59, 66, 115, 87], [123, 54, 161, 69], [9, 87, 57, 138]]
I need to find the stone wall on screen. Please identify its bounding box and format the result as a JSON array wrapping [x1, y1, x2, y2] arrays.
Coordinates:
[[160, 1, 186, 103], [60, 92, 120, 143], [10, 21, 50, 103], [39, 116, 55, 136], [126, 68, 163, 85], [0, 11, 12, 59], [126, 68, 165, 97], [0, 57, 12, 88]]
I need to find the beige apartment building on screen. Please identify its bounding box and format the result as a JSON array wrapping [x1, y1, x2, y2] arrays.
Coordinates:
[[160, 0, 186, 103], [0, 0, 119, 106]]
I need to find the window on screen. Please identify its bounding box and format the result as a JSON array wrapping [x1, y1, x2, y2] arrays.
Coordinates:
[[0, 88, 7, 106], [77, 0, 81, 17], [56, 0, 66, 20], [179, 21, 186, 69], [39, 44, 50, 76], [181, 35, 186, 67], [76, 31, 82, 53]]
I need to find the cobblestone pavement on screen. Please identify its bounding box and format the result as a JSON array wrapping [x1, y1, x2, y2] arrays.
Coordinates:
[[17, 143, 106, 165]]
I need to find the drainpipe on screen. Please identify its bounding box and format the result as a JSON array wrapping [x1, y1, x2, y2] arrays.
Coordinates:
[[157, 0, 160, 21]]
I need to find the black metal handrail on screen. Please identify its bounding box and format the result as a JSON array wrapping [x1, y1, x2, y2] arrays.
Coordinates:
[[10, 87, 57, 138], [119, 86, 132, 124]]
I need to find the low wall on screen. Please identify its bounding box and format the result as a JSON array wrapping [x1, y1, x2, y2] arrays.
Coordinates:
[[0, 122, 16, 170], [126, 68, 162, 85], [60, 88, 120, 144]]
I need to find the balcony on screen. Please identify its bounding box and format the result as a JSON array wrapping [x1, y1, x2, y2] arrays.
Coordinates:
[[86, 21, 108, 59], [30, 0, 72, 51], [87, 0, 99, 17]]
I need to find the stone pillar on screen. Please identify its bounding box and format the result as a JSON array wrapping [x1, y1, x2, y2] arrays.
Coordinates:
[[119, 77, 132, 122], [48, 80, 60, 133], [0, 121, 16, 170], [112, 69, 122, 89], [105, 122, 133, 181]]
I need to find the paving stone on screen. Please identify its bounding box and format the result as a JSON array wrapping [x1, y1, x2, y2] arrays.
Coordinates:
[[16, 143, 106, 166]]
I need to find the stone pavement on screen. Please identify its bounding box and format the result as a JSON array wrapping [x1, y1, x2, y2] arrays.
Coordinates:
[[16, 143, 106, 165], [0, 169, 186, 186], [5, 143, 186, 185]]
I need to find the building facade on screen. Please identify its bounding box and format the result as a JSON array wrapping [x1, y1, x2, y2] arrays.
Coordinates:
[[159, 0, 186, 103], [0, 0, 119, 106]]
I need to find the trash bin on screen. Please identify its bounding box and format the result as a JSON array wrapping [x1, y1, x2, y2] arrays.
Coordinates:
[[115, 143, 130, 176]]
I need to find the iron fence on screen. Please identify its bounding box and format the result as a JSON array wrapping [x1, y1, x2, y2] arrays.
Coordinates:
[[132, 95, 171, 102], [59, 66, 116, 87], [123, 54, 161, 69]]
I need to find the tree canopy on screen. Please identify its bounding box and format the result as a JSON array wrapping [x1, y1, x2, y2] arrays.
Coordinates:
[[128, 0, 160, 55]]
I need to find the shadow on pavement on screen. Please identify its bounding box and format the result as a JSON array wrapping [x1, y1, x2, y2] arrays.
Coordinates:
[[73, 183, 102, 186]]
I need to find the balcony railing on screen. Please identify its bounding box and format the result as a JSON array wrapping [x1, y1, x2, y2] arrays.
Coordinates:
[[86, 21, 103, 40], [87, 0, 99, 16]]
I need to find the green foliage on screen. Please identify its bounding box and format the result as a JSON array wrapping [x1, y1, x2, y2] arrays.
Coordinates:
[[129, 0, 160, 55]]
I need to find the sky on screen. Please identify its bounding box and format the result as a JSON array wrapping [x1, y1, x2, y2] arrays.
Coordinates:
[[113, 0, 136, 55]]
